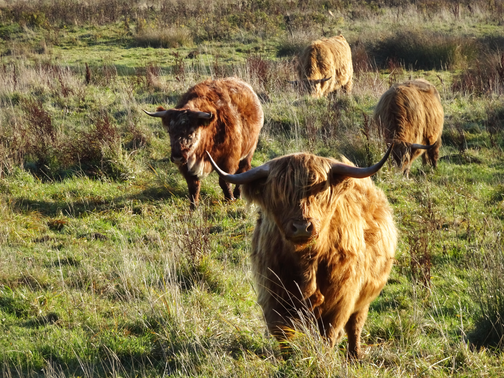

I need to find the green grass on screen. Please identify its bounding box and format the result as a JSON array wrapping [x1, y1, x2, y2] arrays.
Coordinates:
[[1, 1, 504, 376]]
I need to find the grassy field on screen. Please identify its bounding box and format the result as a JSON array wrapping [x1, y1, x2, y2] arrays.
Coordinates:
[[1, 1, 504, 377]]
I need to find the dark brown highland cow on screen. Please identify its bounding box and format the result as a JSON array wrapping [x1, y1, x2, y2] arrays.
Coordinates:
[[297, 34, 353, 98], [207, 146, 397, 359], [374, 78, 444, 177], [144, 77, 264, 208]]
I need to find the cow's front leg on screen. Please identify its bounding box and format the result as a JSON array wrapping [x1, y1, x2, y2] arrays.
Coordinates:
[[185, 174, 201, 210], [344, 304, 369, 360], [307, 289, 325, 318], [219, 177, 235, 201], [303, 265, 324, 317], [179, 165, 201, 209]]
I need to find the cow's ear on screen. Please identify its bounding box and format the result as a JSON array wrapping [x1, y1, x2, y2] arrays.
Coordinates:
[[156, 106, 166, 111]]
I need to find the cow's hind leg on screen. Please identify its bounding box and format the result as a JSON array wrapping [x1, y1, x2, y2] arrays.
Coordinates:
[[344, 305, 369, 360], [232, 155, 253, 199]]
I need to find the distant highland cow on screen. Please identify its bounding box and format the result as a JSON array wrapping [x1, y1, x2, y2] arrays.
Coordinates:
[[296, 34, 353, 98], [207, 146, 397, 359], [144, 77, 263, 208], [374, 79, 444, 177]]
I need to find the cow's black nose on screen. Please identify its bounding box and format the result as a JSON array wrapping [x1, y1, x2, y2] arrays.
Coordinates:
[[171, 155, 184, 164], [291, 220, 314, 237]]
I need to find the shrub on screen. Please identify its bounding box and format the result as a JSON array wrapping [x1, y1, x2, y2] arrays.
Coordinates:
[[452, 51, 504, 96], [21, 98, 59, 174], [246, 54, 270, 91], [352, 40, 376, 74], [469, 235, 504, 349], [485, 104, 504, 149], [371, 29, 479, 70], [0, 107, 29, 176], [276, 31, 317, 58], [134, 27, 193, 48], [68, 114, 119, 175]]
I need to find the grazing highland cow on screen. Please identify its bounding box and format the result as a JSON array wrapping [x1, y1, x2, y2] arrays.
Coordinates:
[[207, 146, 397, 358], [144, 77, 264, 208], [374, 78, 444, 178], [297, 34, 353, 98]]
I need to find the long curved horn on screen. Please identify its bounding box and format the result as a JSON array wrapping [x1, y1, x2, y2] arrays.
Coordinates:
[[411, 141, 438, 150], [143, 109, 167, 117], [330, 143, 393, 179], [206, 151, 270, 184], [195, 111, 212, 119], [310, 76, 332, 84]]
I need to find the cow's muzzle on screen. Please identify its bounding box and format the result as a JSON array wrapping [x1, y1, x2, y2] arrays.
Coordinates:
[[285, 218, 318, 243], [171, 155, 186, 165]]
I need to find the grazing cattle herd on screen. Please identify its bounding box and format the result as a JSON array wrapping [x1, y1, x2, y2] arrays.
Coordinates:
[[144, 34, 445, 358]]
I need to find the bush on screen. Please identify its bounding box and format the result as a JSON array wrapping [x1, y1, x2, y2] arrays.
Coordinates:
[[452, 51, 504, 96], [469, 235, 504, 349], [20, 98, 59, 174], [276, 31, 319, 58], [134, 27, 193, 48], [371, 29, 479, 70]]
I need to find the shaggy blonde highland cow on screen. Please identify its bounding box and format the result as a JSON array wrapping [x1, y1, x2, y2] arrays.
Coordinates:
[[374, 78, 444, 177], [207, 146, 397, 359], [297, 34, 353, 98]]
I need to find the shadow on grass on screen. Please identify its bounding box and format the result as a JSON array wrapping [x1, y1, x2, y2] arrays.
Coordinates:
[[1, 350, 177, 378], [439, 153, 483, 165], [10, 183, 187, 218], [43, 257, 81, 268], [1, 333, 250, 378], [21, 313, 60, 329]]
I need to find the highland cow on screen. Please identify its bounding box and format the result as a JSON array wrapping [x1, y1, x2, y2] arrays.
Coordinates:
[[297, 34, 353, 98], [374, 78, 444, 177], [144, 77, 264, 208], [207, 146, 397, 358]]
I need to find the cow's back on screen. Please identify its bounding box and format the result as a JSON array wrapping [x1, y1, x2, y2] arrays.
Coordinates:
[[219, 78, 264, 158], [178, 77, 264, 161], [374, 79, 443, 145]]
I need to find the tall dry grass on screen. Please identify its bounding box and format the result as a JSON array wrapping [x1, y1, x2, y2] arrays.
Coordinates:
[[1, 1, 504, 376]]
